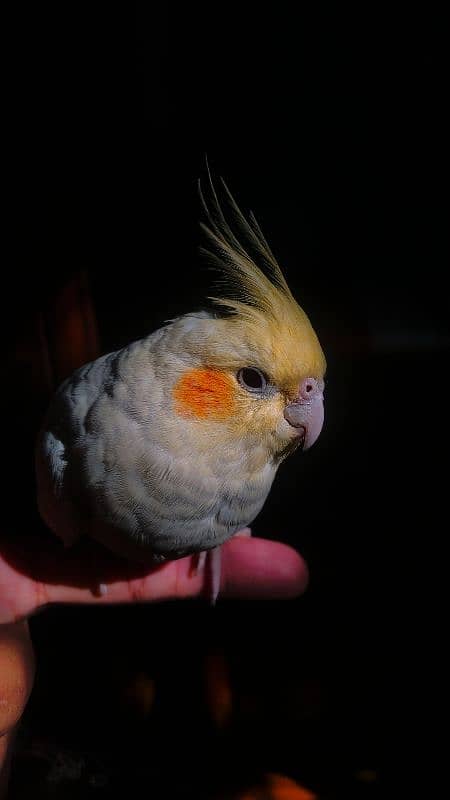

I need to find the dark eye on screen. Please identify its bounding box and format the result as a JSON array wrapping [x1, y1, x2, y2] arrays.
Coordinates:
[[237, 367, 268, 392]]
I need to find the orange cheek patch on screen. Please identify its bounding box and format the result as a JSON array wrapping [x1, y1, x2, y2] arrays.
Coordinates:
[[173, 369, 236, 420]]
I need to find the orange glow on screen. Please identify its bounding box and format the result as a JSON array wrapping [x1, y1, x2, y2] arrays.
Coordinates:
[[238, 773, 317, 800], [173, 369, 236, 420], [205, 649, 233, 728]]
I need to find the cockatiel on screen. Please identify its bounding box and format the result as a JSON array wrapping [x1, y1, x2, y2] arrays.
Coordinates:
[[35, 180, 326, 602]]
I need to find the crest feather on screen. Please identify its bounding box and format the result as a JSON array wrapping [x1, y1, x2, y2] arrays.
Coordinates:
[[198, 171, 304, 325], [197, 169, 326, 386]]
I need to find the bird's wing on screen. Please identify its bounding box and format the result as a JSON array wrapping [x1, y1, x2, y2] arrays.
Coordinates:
[[43, 430, 68, 496]]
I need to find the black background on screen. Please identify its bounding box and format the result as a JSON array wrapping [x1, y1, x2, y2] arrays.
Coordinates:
[[3, 4, 448, 798]]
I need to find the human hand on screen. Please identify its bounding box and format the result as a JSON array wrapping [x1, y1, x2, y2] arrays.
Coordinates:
[[0, 531, 308, 624], [0, 532, 307, 792]]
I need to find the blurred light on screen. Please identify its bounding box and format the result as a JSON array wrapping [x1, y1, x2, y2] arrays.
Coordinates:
[[123, 672, 155, 717], [205, 650, 233, 729], [237, 773, 317, 800], [354, 768, 378, 783]]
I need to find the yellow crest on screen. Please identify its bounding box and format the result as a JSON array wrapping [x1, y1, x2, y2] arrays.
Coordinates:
[[198, 172, 326, 389]]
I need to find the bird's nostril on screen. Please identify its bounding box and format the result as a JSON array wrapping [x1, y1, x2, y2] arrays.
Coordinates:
[[299, 377, 321, 400]]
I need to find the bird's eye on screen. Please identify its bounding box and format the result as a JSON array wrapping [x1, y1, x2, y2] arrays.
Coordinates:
[[237, 367, 268, 392]]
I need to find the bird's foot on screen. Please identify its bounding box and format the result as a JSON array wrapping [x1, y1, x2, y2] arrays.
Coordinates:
[[193, 550, 208, 575], [92, 583, 108, 598], [234, 526, 252, 538], [191, 547, 222, 605], [208, 546, 222, 606], [192, 528, 250, 605]]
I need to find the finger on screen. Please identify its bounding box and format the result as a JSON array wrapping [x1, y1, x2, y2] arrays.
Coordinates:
[[42, 537, 308, 607], [0, 622, 35, 736], [221, 536, 309, 598]]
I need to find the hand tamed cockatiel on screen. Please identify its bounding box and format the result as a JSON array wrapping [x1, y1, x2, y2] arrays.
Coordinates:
[[35, 178, 326, 602]]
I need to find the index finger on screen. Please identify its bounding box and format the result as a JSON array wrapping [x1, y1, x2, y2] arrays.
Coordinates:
[[41, 537, 308, 609]]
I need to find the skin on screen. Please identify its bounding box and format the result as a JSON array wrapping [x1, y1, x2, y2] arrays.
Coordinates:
[[0, 532, 308, 791]]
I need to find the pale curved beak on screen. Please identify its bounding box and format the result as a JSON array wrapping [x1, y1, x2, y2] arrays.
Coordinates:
[[283, 377, 325, 450]]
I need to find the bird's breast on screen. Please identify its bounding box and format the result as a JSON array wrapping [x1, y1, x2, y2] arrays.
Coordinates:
[[123, 455, 276, 559]]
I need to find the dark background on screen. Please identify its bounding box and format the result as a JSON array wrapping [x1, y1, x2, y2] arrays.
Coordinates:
[[3, 4, 448, 798]]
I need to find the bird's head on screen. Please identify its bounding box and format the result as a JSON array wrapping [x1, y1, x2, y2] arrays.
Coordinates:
[[167, 179, 326, 465]]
